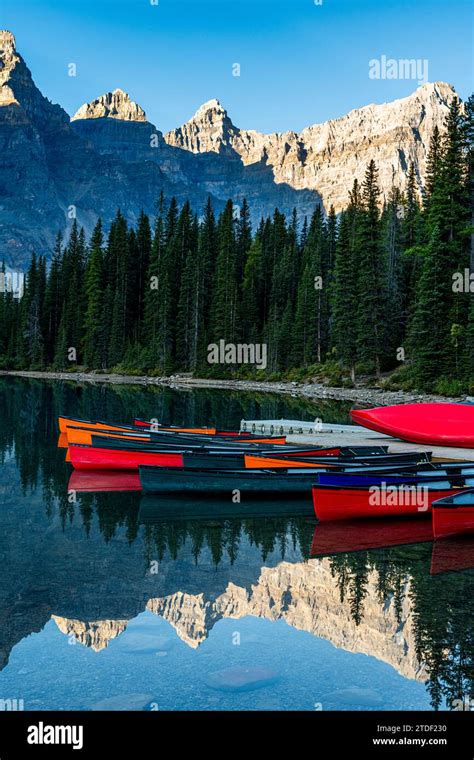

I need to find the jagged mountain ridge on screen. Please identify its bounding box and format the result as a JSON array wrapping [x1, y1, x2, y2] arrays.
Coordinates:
[[0, 31, 227, 268], [165, 82, 456, 210], [0, 29, 457, 268]]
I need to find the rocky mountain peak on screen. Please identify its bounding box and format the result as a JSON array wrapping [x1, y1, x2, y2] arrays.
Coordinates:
[[164, 80, 457, 208], [194, 97, 226, 116], [72, 88, 147, 122], [0, 30, 21, 106], [0, 30, 16, 52], [166, 97, 238, 154]]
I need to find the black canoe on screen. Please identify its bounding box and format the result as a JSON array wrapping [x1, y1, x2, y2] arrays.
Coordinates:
[[138, 462, 429, 494], [138, 465, 323, 494], [89, 433, 338, 456]]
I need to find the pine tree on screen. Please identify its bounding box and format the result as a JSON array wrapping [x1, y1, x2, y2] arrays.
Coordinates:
[[292, 206, 331, 366], [176, 208, 200, 369], [210, 200, 239, 350], [409, 226, 451, 385], [241, 235, 264, 343], [331, 205, 358, 380], [42, 233, 63, 365], [143, 194, 166, 366], [21, 253, 45, 367], [129, 210, 152, 341], [381, 187, 406, 355], [83, 219, 104, 367], [424, 125, 442, 205], [107, 211, 130, 366], [196, 197, 218, 366], [356, 160, 388, 375], [155, 197, 180, 372]]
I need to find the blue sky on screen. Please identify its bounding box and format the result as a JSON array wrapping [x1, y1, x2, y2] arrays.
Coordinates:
[[2, 0, 473, 133]]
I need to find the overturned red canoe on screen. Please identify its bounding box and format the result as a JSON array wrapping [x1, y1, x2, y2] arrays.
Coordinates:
[[312, 484, 454, 521], [351, 403, 474, 447], [69, 445, 184, 471], [432, 489, 474, 539]]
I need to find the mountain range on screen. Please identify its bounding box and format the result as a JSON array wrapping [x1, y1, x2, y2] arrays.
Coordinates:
[[0, 29, 457, 269]]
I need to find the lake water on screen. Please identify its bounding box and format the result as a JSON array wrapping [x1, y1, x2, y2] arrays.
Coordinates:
[[0, 377, 472, 711]]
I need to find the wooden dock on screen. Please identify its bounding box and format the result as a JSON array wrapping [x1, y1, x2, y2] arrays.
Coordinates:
[[240, 419, 474, 462]]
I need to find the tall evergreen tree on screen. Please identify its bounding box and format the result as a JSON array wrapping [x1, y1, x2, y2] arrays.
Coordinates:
[[331, 201, 359, 380], [210, 200, 239, 348], [83, 219, 105, 367], [356, 160, 388, 375], [409, 226, 451, 385]]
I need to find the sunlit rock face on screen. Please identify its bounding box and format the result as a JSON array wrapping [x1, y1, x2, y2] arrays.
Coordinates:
[[72, 89, 147, 123], [165, 82, 456, 213]]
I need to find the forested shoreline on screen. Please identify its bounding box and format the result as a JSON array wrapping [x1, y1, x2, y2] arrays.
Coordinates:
[[0, 96, 472, 394]]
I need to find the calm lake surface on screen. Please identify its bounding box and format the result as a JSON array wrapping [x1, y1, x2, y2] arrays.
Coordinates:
[[0, 377, 472, 711]]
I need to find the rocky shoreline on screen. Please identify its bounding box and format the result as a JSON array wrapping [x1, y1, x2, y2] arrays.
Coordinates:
[[0, 369, 464, 406]]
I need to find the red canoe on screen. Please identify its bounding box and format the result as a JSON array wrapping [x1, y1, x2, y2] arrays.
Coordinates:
[[312, 484, 454, 521], [351, 403, 474, 447], [432, 490, 474, 539], [69, 445, 184, 471]]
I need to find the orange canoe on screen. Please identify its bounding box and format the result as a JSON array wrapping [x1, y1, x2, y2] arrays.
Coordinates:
[[65, 427, 150, 447], [58, 416, 143, 435], [244, 455, 334, 469]]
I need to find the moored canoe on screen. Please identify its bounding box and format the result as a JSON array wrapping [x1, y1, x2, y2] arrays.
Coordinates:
[[312, 483, 458, 521], [139, 465, 326, 494], [69, 445, 184, 471], [316, 466, 474, 488]]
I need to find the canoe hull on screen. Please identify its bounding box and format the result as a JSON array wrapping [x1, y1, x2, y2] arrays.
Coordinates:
[[139, 465, 320, 494], [432, 503, 474, 539], [351, 403, 474, 447], [312, 485, 454, 521], [69, 445, 184, 471]]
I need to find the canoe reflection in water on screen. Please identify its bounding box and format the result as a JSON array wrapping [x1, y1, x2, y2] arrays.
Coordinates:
[[138, 493, 315, 522], [68, 470, 141, 492], [430, 536, 474, 575], [311, 519, 474, 575]]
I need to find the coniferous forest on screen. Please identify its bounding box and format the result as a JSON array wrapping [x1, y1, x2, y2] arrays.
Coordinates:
[[1, 96, 473, 393]]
